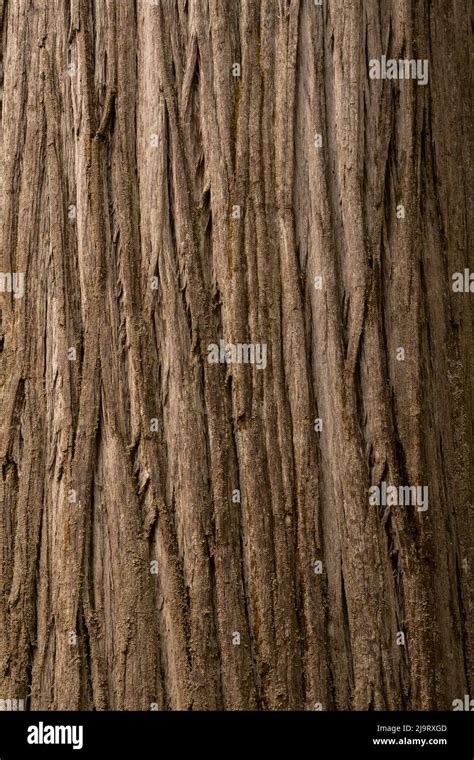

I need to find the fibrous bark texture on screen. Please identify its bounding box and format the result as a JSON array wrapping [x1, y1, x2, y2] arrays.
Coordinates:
[[0, 0, 473, 711]]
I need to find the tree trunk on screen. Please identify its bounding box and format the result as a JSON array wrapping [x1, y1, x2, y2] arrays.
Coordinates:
[[1, 0, 472, 711]]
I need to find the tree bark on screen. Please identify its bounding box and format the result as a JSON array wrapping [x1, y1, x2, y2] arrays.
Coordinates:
[[0, 0, 472, 710]]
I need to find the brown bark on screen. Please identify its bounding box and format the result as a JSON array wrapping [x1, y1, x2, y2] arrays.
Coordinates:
[[0, 0, 472, 710]]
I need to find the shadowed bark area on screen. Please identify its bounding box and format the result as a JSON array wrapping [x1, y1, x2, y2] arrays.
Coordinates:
[[0, 0, 472, 710]]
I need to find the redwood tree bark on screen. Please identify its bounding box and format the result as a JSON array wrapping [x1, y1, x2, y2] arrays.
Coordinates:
[[0, 0, 472, 711]]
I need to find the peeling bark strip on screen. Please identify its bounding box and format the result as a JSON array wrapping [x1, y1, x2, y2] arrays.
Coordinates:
[[0, 0, 472, 711]]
